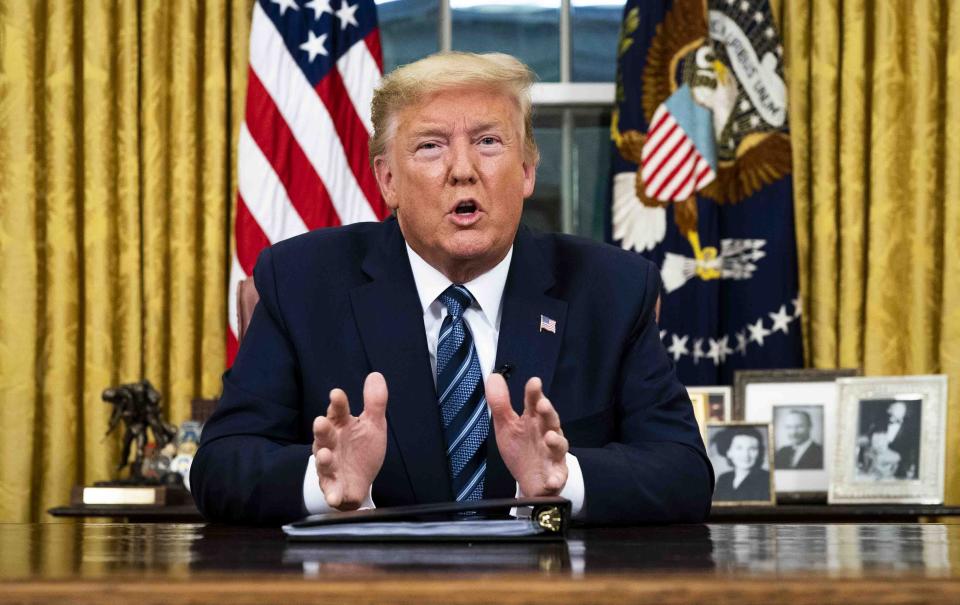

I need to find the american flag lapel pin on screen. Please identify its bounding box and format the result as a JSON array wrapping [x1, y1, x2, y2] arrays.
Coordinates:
[[539, 314, 557, 334]]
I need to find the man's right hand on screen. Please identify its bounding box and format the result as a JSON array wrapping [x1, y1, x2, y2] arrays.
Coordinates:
[[311, 372, 388, 510]]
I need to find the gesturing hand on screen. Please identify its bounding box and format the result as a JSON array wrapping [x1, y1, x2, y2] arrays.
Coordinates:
[[486, 373, 569, 496], [312, 372, 388, 510]]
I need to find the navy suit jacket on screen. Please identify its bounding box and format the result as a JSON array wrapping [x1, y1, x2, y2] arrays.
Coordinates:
[[191, 218, 714, 525]]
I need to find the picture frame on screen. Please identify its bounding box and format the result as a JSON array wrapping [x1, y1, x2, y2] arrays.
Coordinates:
[[829, 375, 948, 505], [732, 368, 861, 420], [688, 391, 709, 446], [687, 386, 732, 422], [732, 368, 860, 502], [706, 422, 776, 507]]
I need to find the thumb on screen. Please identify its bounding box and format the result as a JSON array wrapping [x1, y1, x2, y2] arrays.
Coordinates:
[[485, 372, 516, 428], [362, 371, 388, 418]]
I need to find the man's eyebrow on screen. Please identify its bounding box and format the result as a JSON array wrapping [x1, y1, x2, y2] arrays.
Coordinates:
[[408, 126, 450, 138], [468, 121, 508, 135]]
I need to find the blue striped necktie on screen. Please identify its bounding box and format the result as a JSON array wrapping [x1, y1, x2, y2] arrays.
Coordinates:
[[436, 284, 488, 502]]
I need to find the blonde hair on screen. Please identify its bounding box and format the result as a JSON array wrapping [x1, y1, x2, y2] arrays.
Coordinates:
[[369, 51, 539, 165]]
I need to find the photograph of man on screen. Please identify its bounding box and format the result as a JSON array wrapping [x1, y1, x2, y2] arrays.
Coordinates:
[[856, 399, 921, 480], [190, 51, 713, 525], [709, 425, 773, 503], [772, 406, 824, 470]]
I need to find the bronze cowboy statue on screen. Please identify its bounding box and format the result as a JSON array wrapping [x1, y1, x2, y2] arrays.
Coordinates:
[[103, 380, 176, 483]]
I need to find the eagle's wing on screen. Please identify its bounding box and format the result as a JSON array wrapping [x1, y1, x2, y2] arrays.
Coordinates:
[[612, 172, 668, 253], [702, 133, 792, 204]]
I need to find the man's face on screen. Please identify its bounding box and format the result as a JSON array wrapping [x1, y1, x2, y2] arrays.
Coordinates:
[[783, 412, 811, 446], [887, 402, 907, 424], [373, 87, 536, 278]]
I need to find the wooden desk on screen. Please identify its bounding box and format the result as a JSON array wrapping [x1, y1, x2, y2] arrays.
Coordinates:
[[2, 522, 959, 604]]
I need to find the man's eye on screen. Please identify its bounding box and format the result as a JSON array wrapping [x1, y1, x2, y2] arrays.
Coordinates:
[[479, 136, 499, 145], [418, 142, 438, 150]]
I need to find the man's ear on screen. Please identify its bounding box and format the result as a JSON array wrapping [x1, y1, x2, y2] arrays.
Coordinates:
[[521, 159, 537, 199], [373, 156, 399, 210]]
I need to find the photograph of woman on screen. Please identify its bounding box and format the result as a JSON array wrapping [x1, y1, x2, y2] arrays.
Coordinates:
[[708, 424, 775, 504]]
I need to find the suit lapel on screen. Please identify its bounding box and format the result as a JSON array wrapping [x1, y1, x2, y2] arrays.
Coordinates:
[[486, 227, 568, 498], [349, 220, 452, 503]]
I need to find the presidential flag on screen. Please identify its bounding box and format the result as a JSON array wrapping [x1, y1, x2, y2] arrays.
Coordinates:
[[609, 0, 802, 385], [228, 0, 390, 363]]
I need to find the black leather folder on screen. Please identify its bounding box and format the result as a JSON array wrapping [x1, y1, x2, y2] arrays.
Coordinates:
[[282, 496, 571, 542]]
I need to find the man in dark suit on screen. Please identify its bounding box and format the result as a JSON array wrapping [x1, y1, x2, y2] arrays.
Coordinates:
[[191, 51, 713, 525], [883, 401, 920, 479], [774, 410, 823, 470]]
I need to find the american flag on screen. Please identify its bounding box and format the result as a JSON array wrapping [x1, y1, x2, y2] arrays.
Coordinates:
[[539, 315, 557, 334], [228, 0, 390, 363], [641, 97, 716, 202]]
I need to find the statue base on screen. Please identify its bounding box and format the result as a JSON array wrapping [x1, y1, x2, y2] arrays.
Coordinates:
[[71, 483, 190, 506]]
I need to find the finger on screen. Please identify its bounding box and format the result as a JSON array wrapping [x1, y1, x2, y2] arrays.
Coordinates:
[[535, 397, 562, 433], [327, 388, 351, 425], [485, 373, 517, 429], [316, 446, 335, 470], [523, 377, 543, 415], [544, 430, 568, 460], [323, 482, 342, 509], [313, 416, 337, 449], [361, 371, 388, 419], [544, 471, 567, 493]]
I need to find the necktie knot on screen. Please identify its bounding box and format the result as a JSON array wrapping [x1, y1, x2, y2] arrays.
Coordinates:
[[439, 284, 473, 319]]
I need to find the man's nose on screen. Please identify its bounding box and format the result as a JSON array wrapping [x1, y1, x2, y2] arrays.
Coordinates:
[[447, 140, 478, 185]]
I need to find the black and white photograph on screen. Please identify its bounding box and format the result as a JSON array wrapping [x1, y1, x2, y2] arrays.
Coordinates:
[[830, 375, 948, 505], [855, 398, 922, 481], [773, 405, 825, 471], [707, 423, 775, 506]]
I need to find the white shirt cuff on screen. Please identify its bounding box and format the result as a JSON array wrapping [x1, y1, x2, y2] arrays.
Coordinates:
[[514, 453, 586, 519], [303, 454, 375, 515]]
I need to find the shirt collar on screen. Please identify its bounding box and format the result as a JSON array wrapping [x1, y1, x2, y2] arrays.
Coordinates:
[[405, 243, 513, 328]]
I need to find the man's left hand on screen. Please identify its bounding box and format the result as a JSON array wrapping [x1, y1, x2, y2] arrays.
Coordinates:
[[486, 373, 569, 496]]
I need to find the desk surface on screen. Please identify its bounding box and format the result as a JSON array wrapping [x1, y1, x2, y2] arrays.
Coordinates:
[[2, 522, 959, 604]]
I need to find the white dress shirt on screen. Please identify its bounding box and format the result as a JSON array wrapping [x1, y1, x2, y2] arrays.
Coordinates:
[[303, 244, 585, 517]]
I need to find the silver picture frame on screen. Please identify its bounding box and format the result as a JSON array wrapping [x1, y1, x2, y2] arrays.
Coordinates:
[[829, 375, 948, 505]]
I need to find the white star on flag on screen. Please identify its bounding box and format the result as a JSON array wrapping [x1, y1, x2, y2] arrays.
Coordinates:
[[667, 334, 689, 361], [792, 296, 803, 318], [299, 30, 329, 62], [305, 0, 333, 20], [718, 336, 733, 363], [336, 1, 360, 30], [735, 331, 748, 355], [271, 0, 299, 16], [747, 318, 771, 346], [754, 11, 764, 23], [660, 329, 667, 341], [692, 338, 705, 364], [706, 339, 722, 366], [769, 305, 792, 334]]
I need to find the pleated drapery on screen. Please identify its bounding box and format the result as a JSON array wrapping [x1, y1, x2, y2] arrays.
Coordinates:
[[0, 0, 254, 522], [775, 0, 960, 502]]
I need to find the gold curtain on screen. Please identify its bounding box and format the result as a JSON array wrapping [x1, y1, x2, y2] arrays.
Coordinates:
[[0, 0, 253, 522], [774, 0, 960, 502]]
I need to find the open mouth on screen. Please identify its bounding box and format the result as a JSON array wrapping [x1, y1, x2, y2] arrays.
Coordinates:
[[454, 200, 478, 214]]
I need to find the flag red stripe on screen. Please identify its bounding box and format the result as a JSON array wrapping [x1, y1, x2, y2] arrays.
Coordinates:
[[364, 29, 384, 74], [647, 109, 670, 137], [235, 195, 271, 275], [245, 69, 342, 230], [652, 143, 696, 199], [668, 152, 699, 200], [315, 71, 390, 219], [227, 328, 239, 366], [695, 163, 713, 187], [641, 122, 678, 168]]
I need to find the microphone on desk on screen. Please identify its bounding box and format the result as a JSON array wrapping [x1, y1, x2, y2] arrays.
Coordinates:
[[494, 363, 514, 380]]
